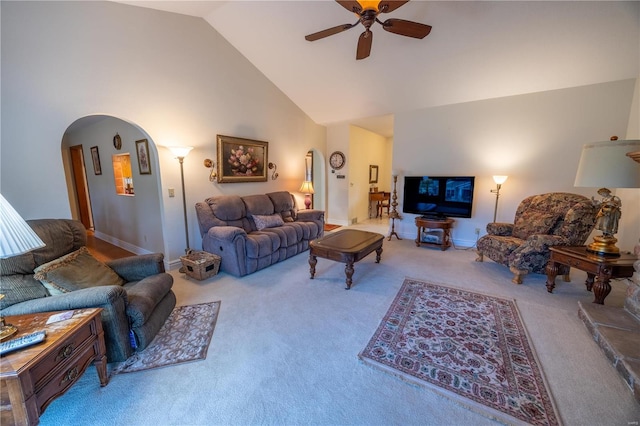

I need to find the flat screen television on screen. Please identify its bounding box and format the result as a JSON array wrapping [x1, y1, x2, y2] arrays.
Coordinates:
[[402, 176, 475, 218]]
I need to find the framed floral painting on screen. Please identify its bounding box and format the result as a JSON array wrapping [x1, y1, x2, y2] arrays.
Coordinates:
[[136, 139, 151, 175], [216, 135, 268, 183]]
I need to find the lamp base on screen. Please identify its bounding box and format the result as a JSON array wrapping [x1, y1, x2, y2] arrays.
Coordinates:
[[0, 324, 18, 341], [586, 234, 620, 256], [304, 194, 312, 210]]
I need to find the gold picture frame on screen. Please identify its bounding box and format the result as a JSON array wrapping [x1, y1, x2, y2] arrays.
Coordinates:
[[369, 165, 379, 184], [217, 135, 268, 183], [136, 139, 151, 175]]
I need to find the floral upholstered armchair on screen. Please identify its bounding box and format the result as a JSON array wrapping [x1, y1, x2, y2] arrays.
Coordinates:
[[476, 192, 598, 284]]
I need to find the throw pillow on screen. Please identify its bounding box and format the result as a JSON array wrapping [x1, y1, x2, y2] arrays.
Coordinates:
[[252, 214, 285, 231], [33, 246, 124, 293], [512, 211, 561, 240]]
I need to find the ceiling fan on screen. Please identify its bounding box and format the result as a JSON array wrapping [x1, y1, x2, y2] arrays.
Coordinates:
[[305, 0, 432, 60]]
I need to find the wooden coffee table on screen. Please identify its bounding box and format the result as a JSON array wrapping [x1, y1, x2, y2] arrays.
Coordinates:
[[309, 229, 384, 289], [0, 308, 108, 425], [546, 246, 637, 304]]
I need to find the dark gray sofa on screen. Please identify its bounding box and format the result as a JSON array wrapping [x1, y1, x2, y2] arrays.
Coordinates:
[[0, 219, 176, 362], [195, 191, 324, 277]]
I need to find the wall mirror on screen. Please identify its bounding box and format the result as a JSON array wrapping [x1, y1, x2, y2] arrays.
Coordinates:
[[369, 165, 379, 184]]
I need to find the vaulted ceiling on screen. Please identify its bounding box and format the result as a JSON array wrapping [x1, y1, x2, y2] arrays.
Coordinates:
[[115, 1, 639, 137]]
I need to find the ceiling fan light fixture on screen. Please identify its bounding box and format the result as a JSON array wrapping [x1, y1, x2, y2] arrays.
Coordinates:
[[357, 0, 379, 11], [306, 0, 430, 59]]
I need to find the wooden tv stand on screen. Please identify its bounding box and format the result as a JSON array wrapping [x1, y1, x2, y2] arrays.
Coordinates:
[[415, 217, 454, 251]]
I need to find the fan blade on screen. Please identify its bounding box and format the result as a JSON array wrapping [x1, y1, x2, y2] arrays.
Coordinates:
[[356, 30, 373, 60], [336, 0, 362, 14], [381, 18, 431, 39], [305, 23, 356, 41], [378, 1, 409, 13]]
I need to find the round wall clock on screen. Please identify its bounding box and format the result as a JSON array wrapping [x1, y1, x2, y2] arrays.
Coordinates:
[[113, 133, 122, 150], [329, 151, 346, 170]]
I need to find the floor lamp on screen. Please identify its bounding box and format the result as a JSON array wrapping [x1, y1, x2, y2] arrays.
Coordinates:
[[167, 146, 194, 256], [491, 175, 508, 223], [388, 174, 402, 241], [0, 194, 46, 340]]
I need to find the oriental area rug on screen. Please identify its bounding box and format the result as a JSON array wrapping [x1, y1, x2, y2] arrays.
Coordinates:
[[111, 301, 220, 375], [359, 279, 560, 426]]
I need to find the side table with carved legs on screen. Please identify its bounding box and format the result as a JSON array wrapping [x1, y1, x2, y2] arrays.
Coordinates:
[[546, 246, 637, 304]]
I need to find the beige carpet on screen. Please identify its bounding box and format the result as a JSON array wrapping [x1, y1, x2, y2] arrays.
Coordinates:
[[39, 221, 640, 425]]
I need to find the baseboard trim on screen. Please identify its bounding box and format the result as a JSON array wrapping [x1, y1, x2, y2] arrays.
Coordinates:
[[92, 231, 153, 256]]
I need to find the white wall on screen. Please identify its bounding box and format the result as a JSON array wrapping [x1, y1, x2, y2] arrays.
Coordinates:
[[326, 124, 350, 225], [393, 79, 637, 247], [1, 1, 325, 266]]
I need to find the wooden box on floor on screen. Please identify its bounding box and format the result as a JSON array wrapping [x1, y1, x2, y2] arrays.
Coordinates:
[[180, 251, 221, 280]]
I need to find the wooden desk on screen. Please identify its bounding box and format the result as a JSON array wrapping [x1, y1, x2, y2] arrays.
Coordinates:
[[368, 192, 390, 218], [309, 229, 384, 289], [0, 308, 108, 425], [415, 217, 454, 251], [546, 246, 637, 304]]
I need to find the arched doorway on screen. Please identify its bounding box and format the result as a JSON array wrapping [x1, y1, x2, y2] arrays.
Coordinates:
[[306, 148, 326, 212], [61, 115, 165, 255]]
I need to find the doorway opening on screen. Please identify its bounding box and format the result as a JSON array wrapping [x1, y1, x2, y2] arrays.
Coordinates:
[[62, 115, 165, 257], [69, 144, 94, 230]]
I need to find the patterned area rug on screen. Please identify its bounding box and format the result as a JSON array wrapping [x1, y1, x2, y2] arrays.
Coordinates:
[[324, 223, 341, 232], [359, 279, 559, 425], [111, 301, 220, 375]]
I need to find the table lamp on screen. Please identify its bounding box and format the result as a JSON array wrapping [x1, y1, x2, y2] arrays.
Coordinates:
[[299, 181, 315, 209], [0, 194, 46, 340], [574, 137, 640, 255]]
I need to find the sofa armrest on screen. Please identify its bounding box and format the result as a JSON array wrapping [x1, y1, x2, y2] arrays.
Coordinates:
[[125, 273, 173, 328], [1, 285, 128, 315], [202, 226, 248, 277], [296, 209, 324, 223], [107, 253, 165, 281], [1, 285, 132, 362], [509, 234, 571, 275], [523, 234, 570, 250], [207, 226, 248, 241], [486, 222, 514, 236]]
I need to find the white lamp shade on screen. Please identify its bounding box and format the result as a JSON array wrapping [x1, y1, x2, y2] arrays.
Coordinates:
[[493, 175, 508, 185], [167, 146, 194, 158], [574, 139, 640, 188], [0, 194, 45, 258], [299, 181, 315, 194]]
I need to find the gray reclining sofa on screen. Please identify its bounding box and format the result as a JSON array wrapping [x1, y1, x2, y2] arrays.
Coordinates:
[[195, 191, 324, 277]]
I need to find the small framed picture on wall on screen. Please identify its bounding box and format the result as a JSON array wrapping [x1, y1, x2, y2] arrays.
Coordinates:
[[90, 146, 102, 175], [136, 139, 151, 175]]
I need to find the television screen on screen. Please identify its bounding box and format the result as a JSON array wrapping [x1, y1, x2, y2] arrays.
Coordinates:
[[402, 176, 475, 218]]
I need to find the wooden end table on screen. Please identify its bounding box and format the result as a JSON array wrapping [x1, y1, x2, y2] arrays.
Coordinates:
[[309, 229, 384, 289], [546, 246, 637, 304], [415, 217, 454, 251], [0, 308, 108, 425]]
